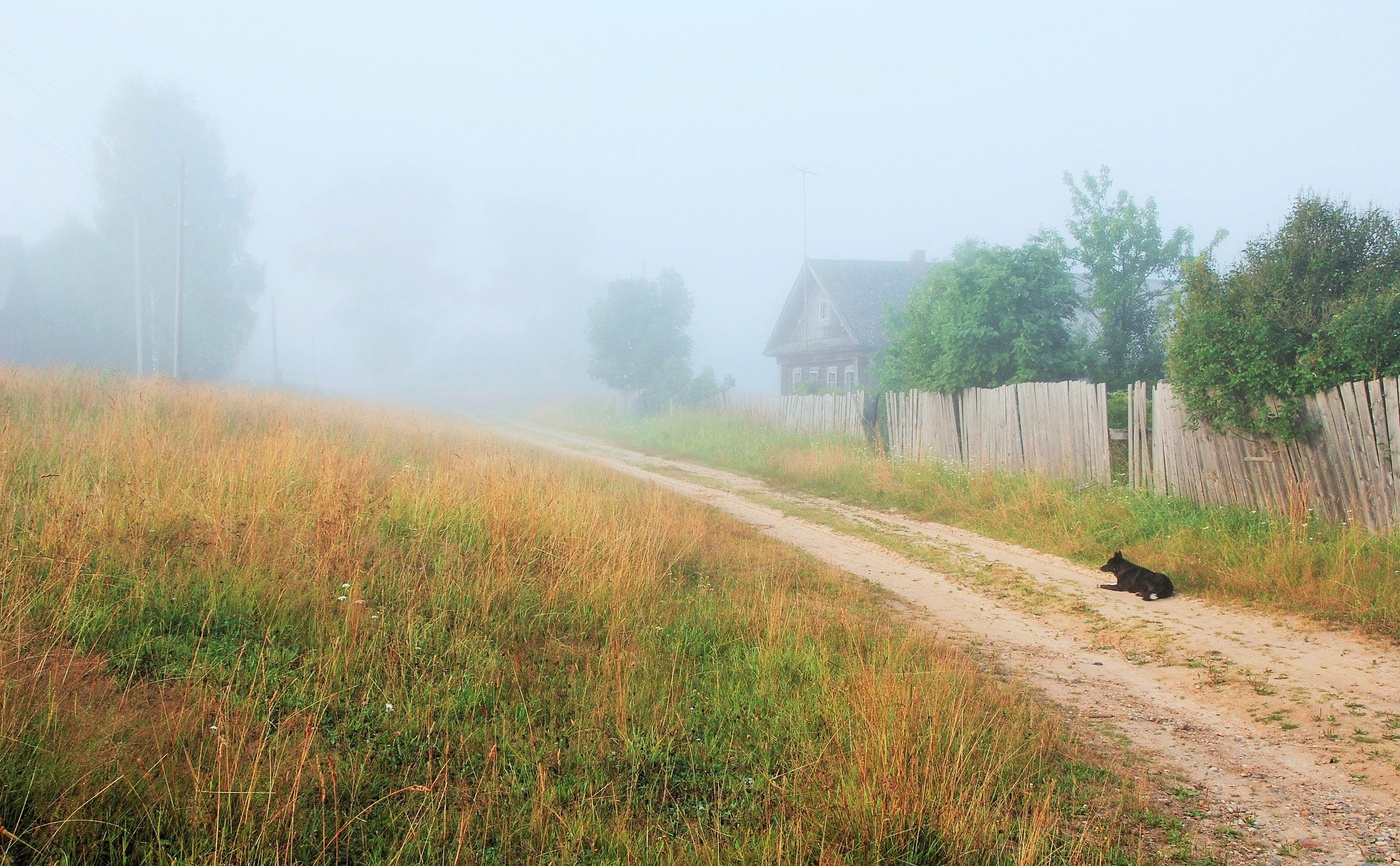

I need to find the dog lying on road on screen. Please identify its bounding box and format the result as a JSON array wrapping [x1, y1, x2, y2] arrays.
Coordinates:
[[1098, 551, 1174, 601]]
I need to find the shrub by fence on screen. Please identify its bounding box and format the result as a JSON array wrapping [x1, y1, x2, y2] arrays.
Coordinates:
[[1132, 379, 1400, 531], [886, 381, 1110, 485], [712, 391, 867, 437]]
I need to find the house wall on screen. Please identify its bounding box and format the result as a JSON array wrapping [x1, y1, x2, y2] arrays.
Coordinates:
[[778, 352, 872, 395], [775, 269, 867, 394]]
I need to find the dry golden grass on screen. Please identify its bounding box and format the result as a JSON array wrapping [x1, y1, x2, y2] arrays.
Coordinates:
[[1, 368, 1164, 863]]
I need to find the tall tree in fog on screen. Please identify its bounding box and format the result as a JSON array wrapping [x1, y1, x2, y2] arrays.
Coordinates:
[[96, 78, 265, 378], [1063, 167, 1202, 389], [589, 270, 722, 410], [0, 79, 264, 377]]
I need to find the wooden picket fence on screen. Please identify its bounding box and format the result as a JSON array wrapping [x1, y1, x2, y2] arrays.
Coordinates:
[[885, 389, 960, 464], [1130, 378, 1400, 531], [711, 391, 867, 437], [1126, 381, 1152, 490], [886, 380, 1111, 485]]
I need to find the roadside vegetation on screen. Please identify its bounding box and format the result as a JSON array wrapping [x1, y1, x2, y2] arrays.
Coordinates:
[[567, 406, 1400, 642], [0, 367, 1189, 864]]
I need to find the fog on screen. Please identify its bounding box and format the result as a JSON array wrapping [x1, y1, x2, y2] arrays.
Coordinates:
[[3, 2, 1398, 406]]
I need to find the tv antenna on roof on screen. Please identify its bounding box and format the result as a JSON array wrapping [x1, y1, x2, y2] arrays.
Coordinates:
[[793, 166, 817, 260]]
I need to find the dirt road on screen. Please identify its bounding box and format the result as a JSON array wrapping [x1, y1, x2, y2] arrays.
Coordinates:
[[511, 425, 1400, 864]]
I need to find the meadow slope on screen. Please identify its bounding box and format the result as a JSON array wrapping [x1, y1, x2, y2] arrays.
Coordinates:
[[1, 368, 1179, 864]]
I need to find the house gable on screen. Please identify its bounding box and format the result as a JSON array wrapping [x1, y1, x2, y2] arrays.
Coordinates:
[[764, 253, 933, 393], [765, 255, 932, 361], [764, 262, 859, 358]]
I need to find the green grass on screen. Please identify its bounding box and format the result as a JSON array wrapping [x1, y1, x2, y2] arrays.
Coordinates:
[[0, 368, 1183, 863], [558, 405, 1400, 642]]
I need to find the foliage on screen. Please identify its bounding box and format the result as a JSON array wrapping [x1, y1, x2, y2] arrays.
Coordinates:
[[1, 368, 1146, 863], [880, 235, 1085, 392], [1105, 388, 1129, 429], [1168, 195, 1400, 440], [588, 269, 727, 411], [682, 364, 736, 404], [1063, 167, 1206, 389], [0, 219, 124, 368], [789, 378, 851, 396], [0, 78, 265, 378], [99, 78, 266, 379]]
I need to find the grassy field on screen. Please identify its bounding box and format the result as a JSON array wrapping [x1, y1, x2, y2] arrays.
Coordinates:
[[564, 406, 1400, 642], [0, 368, 1188, 864]]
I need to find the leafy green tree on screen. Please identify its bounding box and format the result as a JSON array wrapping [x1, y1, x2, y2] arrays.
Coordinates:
[[1167, 195, 1400, 440], [96, 78, 265, 378], [588, 269, 728, 410], [880, 235, 1085, 392], [1063, 167, 1209, 389], [0, 78, 264, 378]]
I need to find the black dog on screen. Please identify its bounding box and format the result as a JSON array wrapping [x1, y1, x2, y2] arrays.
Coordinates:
[[1098, 551, 1174, 601]]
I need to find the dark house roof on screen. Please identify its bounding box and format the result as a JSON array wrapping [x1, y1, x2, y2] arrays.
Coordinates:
[[764, 256, 933, 358]]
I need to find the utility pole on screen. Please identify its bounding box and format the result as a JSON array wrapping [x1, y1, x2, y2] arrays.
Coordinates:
[[133, 212, 143, 377], [270, 293, 282, 386], [794, 166, 817, 260], [172, 157, 185, 379]]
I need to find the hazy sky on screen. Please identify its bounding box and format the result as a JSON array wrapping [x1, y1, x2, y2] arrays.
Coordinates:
[[4, 2, 1398, 396]]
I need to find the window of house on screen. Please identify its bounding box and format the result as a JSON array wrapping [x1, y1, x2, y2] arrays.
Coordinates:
[[791, 367, 802, 388], [817, 300, 830, 325], [808, 367, 818, 382], [844, 365, 857, 389], [826, 367, 838, 387]]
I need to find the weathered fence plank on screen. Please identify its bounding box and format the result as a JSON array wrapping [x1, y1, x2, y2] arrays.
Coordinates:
[[1128, 381, 1149, 488], [884, 380, 1109, 485], [711, 391, 866, 438], [1147, 380, 1400, 530]]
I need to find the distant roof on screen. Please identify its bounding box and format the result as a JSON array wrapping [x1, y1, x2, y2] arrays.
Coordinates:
[[807, 258, 931, 344], [765, 256, 933, 357]]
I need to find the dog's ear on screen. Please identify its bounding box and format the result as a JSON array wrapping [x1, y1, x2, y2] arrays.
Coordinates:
[[1113, 550, 1122, 558]]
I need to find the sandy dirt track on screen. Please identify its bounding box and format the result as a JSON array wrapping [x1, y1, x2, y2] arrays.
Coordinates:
[[507, 424, 1400, 864]]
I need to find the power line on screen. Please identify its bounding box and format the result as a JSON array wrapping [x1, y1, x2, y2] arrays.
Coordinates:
[[0, 38, 106, 143], [0, 108, 99, 182], [0, 108, 137, 207], [0, 57, 107, 145]]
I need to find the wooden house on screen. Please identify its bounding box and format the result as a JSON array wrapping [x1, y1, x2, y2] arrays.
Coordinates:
[[764, 251, 932, 394]]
